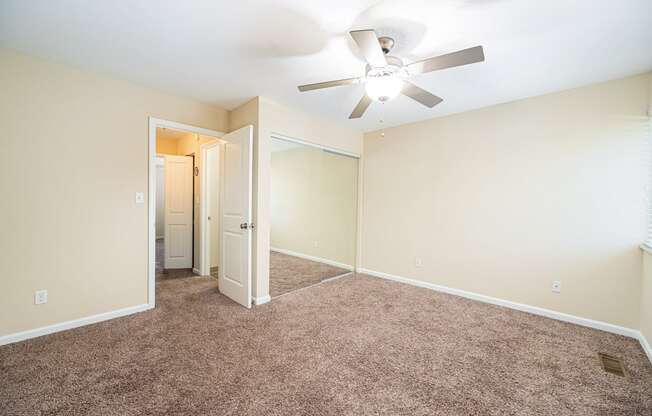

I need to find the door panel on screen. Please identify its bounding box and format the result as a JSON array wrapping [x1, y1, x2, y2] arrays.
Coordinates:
[[164, 155, 193, 269], [224, 142, 243, 214], [223, 232, 243, 285], [219, 125, 253, 307]]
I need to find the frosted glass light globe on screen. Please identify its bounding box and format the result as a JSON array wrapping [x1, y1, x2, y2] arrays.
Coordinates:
[[365, 75, 403, 102]]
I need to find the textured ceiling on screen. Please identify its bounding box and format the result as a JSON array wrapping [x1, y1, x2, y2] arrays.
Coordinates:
[[1, 0, 651, 132]]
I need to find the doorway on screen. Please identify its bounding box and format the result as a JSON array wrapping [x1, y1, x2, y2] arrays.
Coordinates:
[[155, 128, 202, 280], [148, 118, 254, 309]]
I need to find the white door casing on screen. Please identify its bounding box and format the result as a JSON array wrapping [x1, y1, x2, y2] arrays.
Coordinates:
[[164, 155, 194, 269], [155, 156, 165, 239], [207, 146, 220, 269], [219, 125, 253, 308], [200, 142, 220, 276]]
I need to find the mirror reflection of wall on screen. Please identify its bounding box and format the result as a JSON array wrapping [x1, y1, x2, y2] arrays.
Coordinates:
[[270, 137, 358, 298]]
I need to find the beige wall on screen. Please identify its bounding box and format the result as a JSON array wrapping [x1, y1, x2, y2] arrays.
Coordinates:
[[271, 145, 358, 267], [156, 127, 197, 155], [361, 73, 651, 329], [641, 251, 652, 349], [156, 136, 178, 154], [0, 48, 228, 336], [260, 98, 363, 156]]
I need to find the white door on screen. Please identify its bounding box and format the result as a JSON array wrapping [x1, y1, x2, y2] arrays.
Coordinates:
[[220, 125, 253, 307], [164, 155, 194, 269]]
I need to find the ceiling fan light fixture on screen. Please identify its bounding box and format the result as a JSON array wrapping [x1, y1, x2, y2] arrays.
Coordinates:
[[365, 74, 403, 102], [297, 29, 485, 119]]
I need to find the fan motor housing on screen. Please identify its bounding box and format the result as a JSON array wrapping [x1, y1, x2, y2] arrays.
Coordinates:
[[378, 36, 395, 54], [366, 56, 404, 77]]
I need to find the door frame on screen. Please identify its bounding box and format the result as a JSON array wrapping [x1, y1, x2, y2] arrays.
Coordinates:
[[148, 117, 224, 308], [199, 140, 222, 277], [155, 155, 166, 240]]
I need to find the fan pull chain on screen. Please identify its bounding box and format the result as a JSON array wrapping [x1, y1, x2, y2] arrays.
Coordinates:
[[380, 102, 386, 137]]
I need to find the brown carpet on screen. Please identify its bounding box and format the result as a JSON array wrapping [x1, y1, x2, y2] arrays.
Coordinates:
[[270, 250, 350, 297], [1, 274, 651, 415]]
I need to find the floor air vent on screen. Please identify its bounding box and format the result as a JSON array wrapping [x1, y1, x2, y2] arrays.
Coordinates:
[[598, 353, 626, 377]]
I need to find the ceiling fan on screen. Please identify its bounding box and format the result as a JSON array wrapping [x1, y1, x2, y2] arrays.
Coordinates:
[[297, 29, 485, 119]]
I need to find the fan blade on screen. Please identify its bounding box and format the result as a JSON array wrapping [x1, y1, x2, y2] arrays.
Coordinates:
[[350, 29, 387, 68], [402, 82, 443, 108], [298, 77, 361, 92], [349, 94, 372, 119], [407, 46, 484, 75]]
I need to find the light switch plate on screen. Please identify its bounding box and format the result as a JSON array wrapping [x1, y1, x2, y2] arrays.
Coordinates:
[[35, 290, 48, 305], [135, 192, 145, 204]]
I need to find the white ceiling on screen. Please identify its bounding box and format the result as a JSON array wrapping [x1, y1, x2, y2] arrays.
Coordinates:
[[1, 0, 651, 132]]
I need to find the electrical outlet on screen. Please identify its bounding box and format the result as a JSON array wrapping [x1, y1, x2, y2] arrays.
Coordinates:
[[415, 257, 423, 268], [135, 192, 144, 204], [552, 281, 561, 293], [34, 290, 48, 305]]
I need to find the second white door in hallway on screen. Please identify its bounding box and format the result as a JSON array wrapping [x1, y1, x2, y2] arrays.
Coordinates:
[[164, 154, 193, 269]]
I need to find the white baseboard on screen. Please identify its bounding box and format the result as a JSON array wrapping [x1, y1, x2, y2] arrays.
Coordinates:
[[271, 247, 354, 271], [0, 303, 153, 347], [252, 295, 271, 305], [358, 268, 640, 339], [638, 332, 652, 364], [192, 268, 201, 276]]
